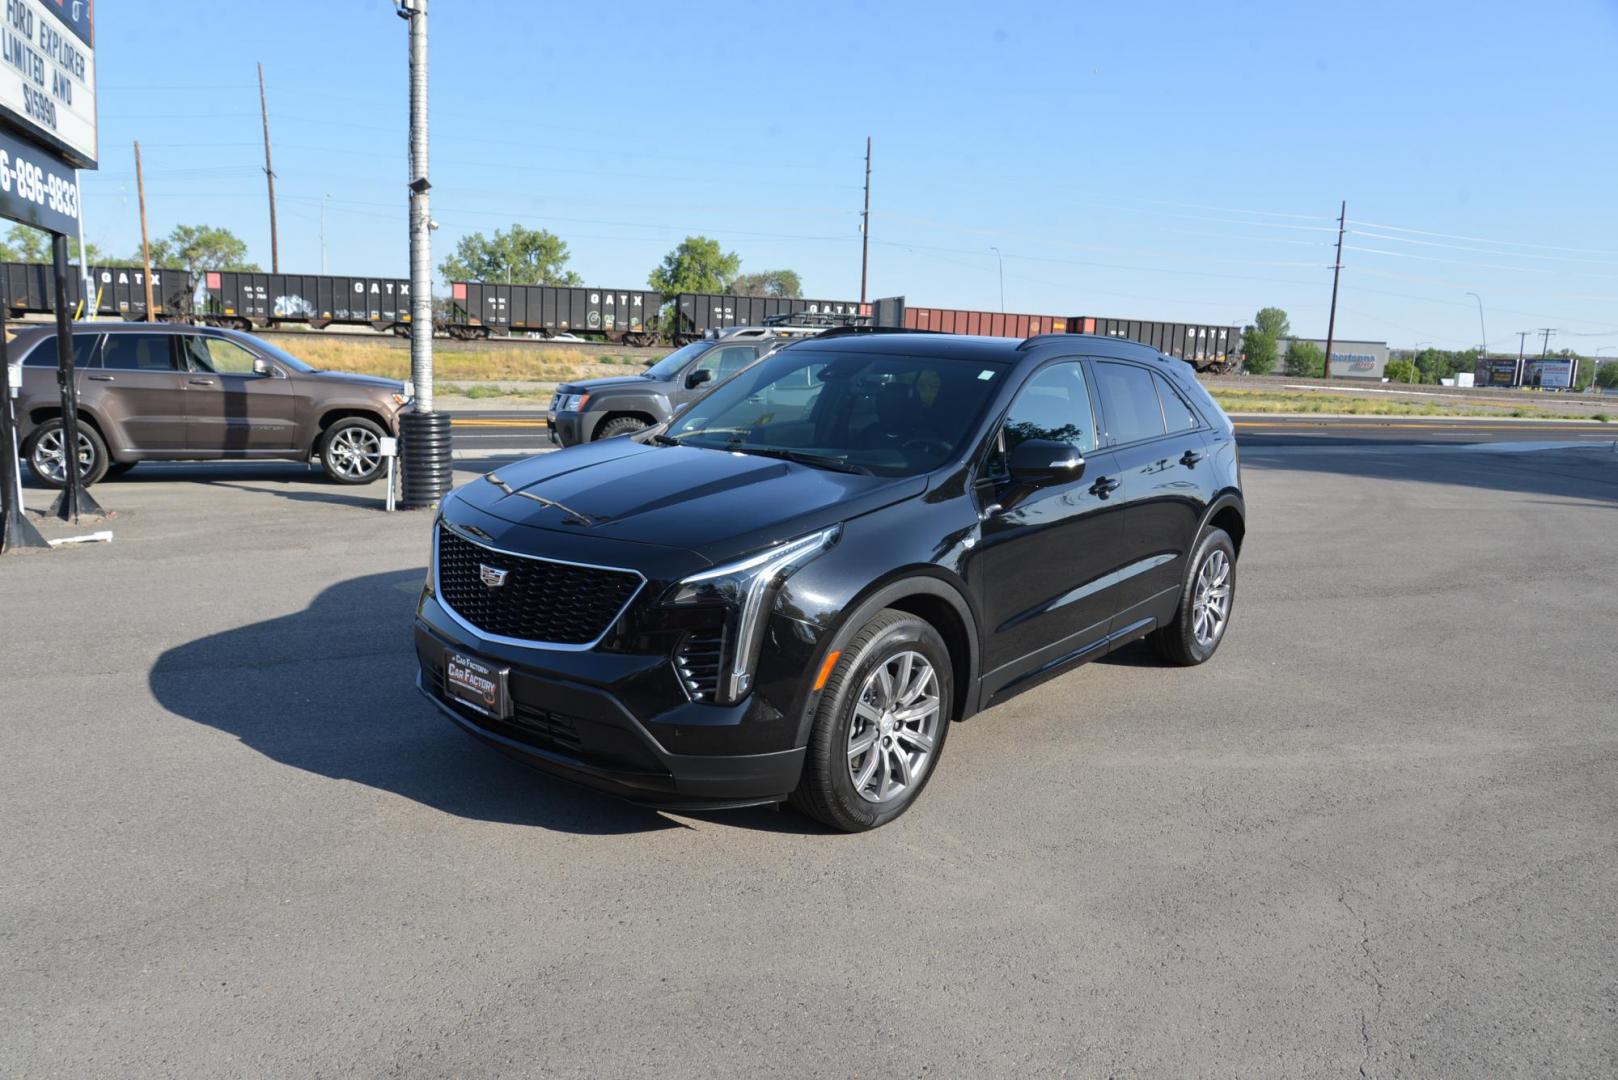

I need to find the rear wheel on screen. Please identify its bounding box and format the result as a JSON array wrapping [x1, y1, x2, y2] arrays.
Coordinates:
[[1148, 527, 1236, 666], [23, 418, 109, 489], [791, 609, 953, 832], [319, 417, 387, 484], [594, 416, 648, 440]]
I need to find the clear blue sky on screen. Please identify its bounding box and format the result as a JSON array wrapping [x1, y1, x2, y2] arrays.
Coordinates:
[[80, 0, 1618, 354]]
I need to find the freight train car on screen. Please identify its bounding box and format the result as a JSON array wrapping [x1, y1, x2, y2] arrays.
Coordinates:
[[447, 283, 662, 344], [901, 305, 1067, 337], [200, 272, 412, 333], [1074, 317, 1241, 374], [2, 262, 195, 322], [672, 293, 868, 342]]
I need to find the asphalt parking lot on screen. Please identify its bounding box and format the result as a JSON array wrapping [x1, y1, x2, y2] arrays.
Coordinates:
[[4, 435, 1617, 1077]]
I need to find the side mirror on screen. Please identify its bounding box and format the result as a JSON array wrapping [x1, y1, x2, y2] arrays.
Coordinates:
[[685, 367, 713, 390], [253, 357, 271, 377], [642, 358, 658, 368], [1007, 438, 1086, 487]]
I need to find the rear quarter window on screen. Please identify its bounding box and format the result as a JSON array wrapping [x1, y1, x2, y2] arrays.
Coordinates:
[[21, 335, 101, 368]]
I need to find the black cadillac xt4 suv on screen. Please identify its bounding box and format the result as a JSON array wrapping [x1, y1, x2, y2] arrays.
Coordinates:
[[415, 330, 1245, 831]]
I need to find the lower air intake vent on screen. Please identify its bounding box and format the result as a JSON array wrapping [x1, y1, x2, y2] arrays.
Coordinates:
[[676, 629, 725, 701]]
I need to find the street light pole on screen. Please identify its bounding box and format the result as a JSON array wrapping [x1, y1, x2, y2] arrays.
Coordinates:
[[396, 0, 450, 509], [990, 246, 1004, 313], [1465, 291, 1487, 366]]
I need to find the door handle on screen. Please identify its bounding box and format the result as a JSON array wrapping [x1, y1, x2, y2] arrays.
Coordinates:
[[87, 374, 114, 382], [1180, 450, 1204, 467], [1088, 476, 1121, 498], [188, 378, 216, 386]]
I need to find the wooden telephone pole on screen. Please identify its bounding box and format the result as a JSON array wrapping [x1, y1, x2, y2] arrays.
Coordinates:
[[859, 136, 871, 304], [135, 141, 155, 320], [258, 62, 280, 273], [1322, 200, 1346, 381]]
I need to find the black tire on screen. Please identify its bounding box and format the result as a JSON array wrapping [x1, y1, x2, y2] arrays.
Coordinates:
[[23, 417, 109, 489], [1148, 527, 1237, 666], [319, 417, 388, 485], [790, 608, 954, 832], [594, 416, 649, 441]]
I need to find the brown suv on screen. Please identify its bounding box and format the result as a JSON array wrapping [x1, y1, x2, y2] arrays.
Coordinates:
[[7, 324, 412, 487]]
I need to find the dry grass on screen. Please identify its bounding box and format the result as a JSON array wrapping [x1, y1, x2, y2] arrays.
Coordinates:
[[1211, 388, 1608, 421], [282, 338, 656, 384]]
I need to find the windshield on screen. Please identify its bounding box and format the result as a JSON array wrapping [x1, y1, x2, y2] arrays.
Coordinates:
[[664, 348, 1008, 476], [243, 334, 317, 374], [642, 341, 710, 381]]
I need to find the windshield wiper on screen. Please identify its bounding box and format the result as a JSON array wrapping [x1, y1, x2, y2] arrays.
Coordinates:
[[649, 433, 682, 446], [728, 446, 872, 475]]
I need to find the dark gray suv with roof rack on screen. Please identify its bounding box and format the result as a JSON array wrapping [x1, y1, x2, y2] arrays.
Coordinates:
[[547, 325, 820, 447], [417, 329, 1245, 831]]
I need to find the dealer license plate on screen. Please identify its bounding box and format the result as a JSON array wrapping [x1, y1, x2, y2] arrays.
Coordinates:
[[443, 651, 511, 719]]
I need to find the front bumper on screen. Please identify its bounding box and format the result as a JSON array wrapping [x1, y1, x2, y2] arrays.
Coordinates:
[[547, 411, 584, 447], [414, 617, 806, 810]]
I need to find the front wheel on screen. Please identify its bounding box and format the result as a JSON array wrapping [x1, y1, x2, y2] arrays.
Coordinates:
[[1148, 527, 1236, 666], [23, 418, 109, 489], [791, 609, 953, 832], [594, 416, 648, 440], [319, 418, 387, 484]]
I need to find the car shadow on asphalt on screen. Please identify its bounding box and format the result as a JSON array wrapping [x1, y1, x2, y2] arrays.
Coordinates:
[[147, 568, 832, 836]]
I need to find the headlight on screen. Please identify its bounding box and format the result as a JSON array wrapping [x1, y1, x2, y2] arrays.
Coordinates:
[[556, 392, 590, 412], [662, 526, 840, 703]]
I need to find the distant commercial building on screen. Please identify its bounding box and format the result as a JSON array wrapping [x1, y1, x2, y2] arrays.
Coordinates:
[[1280, 338, 1389, 379]]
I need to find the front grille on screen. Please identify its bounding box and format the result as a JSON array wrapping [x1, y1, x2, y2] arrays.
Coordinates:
[[676, 628, 725, 701], [437, 526, 641, 646]]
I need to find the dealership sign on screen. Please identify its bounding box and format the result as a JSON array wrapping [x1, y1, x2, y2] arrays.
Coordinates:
[[0, 0, 97, 169], [0, 124, 79, 233]]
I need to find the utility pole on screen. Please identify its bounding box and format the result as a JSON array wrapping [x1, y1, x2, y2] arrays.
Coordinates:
[[320, 193, 330, 274], [1322, 200, 1346, 381], [1515, 331, 1529, 387], [396, 0, 449, 508], [134, 141, 155, 321], [73, 170, 94, 319], [1538, 328, 1555, 357], [859, 136, 871, 304], [990, 246, 1004, 312], [258, 62, 280, 273]]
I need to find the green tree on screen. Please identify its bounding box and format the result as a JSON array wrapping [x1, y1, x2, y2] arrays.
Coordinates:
[[1241, 327, 1277, 374], [1, 224, 100, 264], [438, 224, 581, 285], [133, 224, 256, 273], [729, 269, 802, 298], [648, 235, 740, 295], [1285, 339, 1326, 377], [1239, 306, 1289, 375], [1595, 359, 1618, 390], [1254, 306, 1290, 339], [1384, 358, 1418, 383]]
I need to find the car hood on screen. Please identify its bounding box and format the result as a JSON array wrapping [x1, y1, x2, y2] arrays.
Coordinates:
[[452, 438, 925, 565], [304, 370, 408, 394], [557, 374, 661, 395]]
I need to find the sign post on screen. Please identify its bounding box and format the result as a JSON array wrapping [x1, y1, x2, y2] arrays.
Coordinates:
[[0, 0, 101, 538]]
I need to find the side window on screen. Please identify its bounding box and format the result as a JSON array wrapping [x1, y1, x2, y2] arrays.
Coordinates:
[[23, 335, 100, 368], [1094, 361, 1167, 445], [99, 334, 179, 372], [183, 336, 260, 375], [1154, 372, 1201, 431], [985, 361, 1097, 476], [691, 344, 757, 382]]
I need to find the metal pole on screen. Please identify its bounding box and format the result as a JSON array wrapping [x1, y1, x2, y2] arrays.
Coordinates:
[[1466, 291, 1487, 371], [1410, 341, 1430, 384], [990, 246, 1004, 313], [397, 0, 449, 508], [135, 141, 155, 321], [320, 193, 330, 274], [1322, 200, 1346, 381], [48, 233, 103, 523], [859, 136, 871, 304], [259, 62, 280, 274], [1, 274, 49, 553], [73, 169, 94, 320]]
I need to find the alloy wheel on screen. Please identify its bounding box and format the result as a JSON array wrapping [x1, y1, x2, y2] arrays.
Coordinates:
[[32, 427, 94, 484], [328, 427, 382, 479], [1191, 548, 1232, 647], [846, 650, 941, 805]]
